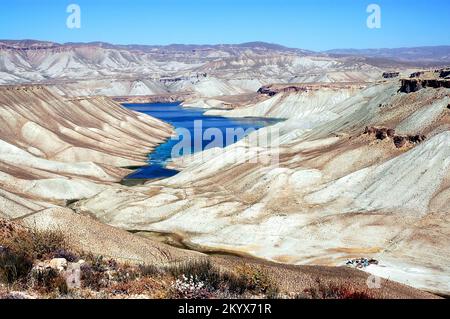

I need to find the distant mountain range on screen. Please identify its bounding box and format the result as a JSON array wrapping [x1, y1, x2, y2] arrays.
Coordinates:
[[0, 39, 448, 97], [2, 39, 449, 63], [0, 40, 314, 56], [326, 46, 450, 65]]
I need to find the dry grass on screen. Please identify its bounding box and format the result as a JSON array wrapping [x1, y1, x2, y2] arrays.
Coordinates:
[[29, 268, 68, 294], [0, 219, 73, 293], [0, 219, 71, 260], [108, 277, 169, 298], [0, 247, 32, 284], [0, 218, 436, 299], [164, 259, 280, 298], [301, 278, 374, 299]]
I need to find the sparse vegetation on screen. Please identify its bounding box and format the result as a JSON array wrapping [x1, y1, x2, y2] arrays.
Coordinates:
[[30, 267, 68, 294], [0, 219, 376, 299], [137, 263, 162, 277], [0, 247, 33, 284], [164, 259, 279, 298], [232, 264, 279, 296], [0, 220, 77, 296], [27, 228, 69, 260], [301, 278, 374, 299], [0, 220, 70, 261]]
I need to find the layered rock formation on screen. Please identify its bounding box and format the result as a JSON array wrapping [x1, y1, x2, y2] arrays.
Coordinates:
[[0, 85, 210, 266], [0, 40, 384, 98], [0, 85, 172, 218], [400, 79, 450, 93], [74, 81, 450, 294], [1, 40, 450, 296], [205, 83, 366, 119], [382, 72, 400, 79], [326, 46, 450, 66], [401, 68, 450, 93]]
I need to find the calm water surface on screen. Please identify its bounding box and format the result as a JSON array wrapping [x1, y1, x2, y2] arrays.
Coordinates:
[[123, 103, 278, 180]]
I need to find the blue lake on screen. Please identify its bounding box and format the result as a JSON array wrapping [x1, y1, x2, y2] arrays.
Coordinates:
[[123, 103, 278, 180]]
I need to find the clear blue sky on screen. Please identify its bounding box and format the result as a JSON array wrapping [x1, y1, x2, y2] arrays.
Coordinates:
[[1, 0, 449, 51]]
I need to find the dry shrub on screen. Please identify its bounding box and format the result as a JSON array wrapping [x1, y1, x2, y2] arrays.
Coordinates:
[[0, 247, 33, 284], [80, 262, 108, 291], [137, 264, 163, 277], [0, 220, 29, 251], [111, 264, 140, 284], [231, 264, 279, 297], [166, 259, 279, 298], [0, 219, 76, 294], [168, 274, 215, 299], [30, 268, 68, 295], [166, 259, 221, 288], [303, 279, 374, 299], [109, 277, 168, 298], [27, 228, 69, 260], [0, 219, 71, 261]]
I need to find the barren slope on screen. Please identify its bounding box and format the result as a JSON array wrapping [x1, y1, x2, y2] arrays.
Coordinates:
[[0, 85, 172, 218], [0, 41, 384, 98], [74, 80, 450, 294]]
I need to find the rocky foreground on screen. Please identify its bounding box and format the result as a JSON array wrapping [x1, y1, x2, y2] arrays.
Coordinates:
[[0, 218, 438, 299]]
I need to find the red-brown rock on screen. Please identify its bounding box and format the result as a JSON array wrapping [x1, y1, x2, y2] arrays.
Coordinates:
[[394, 136, 407, 148], [387, 129, 396, 138]]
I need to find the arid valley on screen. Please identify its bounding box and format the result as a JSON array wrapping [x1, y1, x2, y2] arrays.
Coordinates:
[[0, 38, 449, 300]]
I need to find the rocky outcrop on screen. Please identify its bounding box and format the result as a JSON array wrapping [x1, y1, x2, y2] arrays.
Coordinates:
[[257, 83, 367, 97], [393, 134, 426, 148], [439, 68, 450, 78], [364, 126, 396, 139], [382, 72, 399, 79], [113, 91, 195, 104], [364, 126, 426, 148], [409, 71, 425, 78], [409, 68, 450, 79], [258, 85, 307, 96], [399, 79, 450, 93], [257, 86, 279, 96], [159, 73, 207, 84]]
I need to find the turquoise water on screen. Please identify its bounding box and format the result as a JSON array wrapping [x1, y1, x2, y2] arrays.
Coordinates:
[[123, 103, 278, 179]]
